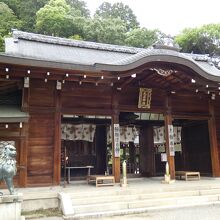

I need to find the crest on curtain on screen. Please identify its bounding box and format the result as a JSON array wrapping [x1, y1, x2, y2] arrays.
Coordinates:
[[153, 126, 182, 152], [107, 126, 139, 144], [61, 124, 96, 142], [153, 126, 182, 143]]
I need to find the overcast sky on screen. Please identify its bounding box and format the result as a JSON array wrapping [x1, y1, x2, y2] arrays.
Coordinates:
[[84, 0, 220, 35]]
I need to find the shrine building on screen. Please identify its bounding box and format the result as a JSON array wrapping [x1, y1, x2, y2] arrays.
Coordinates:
[[0, 30, 220, 187]]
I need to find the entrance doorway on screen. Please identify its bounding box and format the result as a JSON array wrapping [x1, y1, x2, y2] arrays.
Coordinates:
[[61, 114, 110, 181], [154, 119, 212, 177], [60, 113, 213, 182], [178, 120, 212, 175]]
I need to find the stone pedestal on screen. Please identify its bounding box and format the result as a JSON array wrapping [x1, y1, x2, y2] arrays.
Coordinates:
[[0, 193, 24, 220], [120, 177, 128, 187], [162, 174, 175, 184]]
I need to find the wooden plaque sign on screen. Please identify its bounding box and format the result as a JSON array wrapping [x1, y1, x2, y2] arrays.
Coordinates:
[[168, 125, 175, 156], [138, 88, 152, 109], [113, 124, 120, 157]]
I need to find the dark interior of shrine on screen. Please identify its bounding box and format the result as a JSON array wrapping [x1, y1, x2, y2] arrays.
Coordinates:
[[60, 114, 212, 181]]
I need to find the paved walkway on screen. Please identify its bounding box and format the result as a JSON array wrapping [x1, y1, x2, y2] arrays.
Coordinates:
[[98, 204, 220, 220], [2, 176, 220, 197]]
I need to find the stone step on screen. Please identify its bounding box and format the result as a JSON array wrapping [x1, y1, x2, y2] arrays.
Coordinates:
[[67, 184, 220, 200], [72, 194, 220, 214], [71, 188, 220, 205], [59, 180, 220, 218], [66, 201, 220, 219]]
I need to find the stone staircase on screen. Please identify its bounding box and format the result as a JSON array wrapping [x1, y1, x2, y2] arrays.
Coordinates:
[[59, 181, 220, 219]]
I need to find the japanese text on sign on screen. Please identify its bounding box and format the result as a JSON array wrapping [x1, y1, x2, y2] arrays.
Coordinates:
[[114, 124, 120, 157], [168, 125, 175, 156]]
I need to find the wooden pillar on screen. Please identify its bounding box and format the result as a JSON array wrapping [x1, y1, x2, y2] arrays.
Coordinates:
[[53, 89, 61, 184], [19, 86, 29, 186], [19, 122, 28, 187], [208, 100, 220, 177], [164, 95, 175, 179], [111, 113, 120, 183], [111, 90, 120, 183], [21, 88, 29, 112]]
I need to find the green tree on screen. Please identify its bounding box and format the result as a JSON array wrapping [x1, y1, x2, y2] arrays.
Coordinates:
[[84, 17, 127, 45], [175, 24, 220, 55], [95, 2, 139, 31], [0, 2, 21, 51], [125, 28, 162, 48], [0, 2, 21, 36], [1, 0, 49, 32], [0, 0, 18, 15], [0, 35, 4, 52], [36, 0, 85, 37], [66, 0, 90, 17]]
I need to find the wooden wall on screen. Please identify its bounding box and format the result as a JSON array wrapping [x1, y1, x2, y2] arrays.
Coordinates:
[[61, 83, 112, 114], [214, 98, 220, 170], [118, 87, 209, 116], [26, 80, 113, 186], [171, 94, 209, 115], [27, 80, 56, 186], [119, 87, 164, 112]]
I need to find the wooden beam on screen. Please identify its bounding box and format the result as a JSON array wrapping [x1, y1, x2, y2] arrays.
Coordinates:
[[208, 100, 220, 177], [0, 64, 115, 79], [119, 77, 135, 89], [22, 87, 30, 112], [172, 113, 211, 120], [61, 107, 112, 116]]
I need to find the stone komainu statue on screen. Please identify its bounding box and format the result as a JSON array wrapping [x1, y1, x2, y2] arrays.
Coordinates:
[[0, 144, 17, 195]]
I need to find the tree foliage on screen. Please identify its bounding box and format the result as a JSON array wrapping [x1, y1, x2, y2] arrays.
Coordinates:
[[36, 0, 86, 37], [66, 0, 90, 17], [36, 0, 71, 36], [95, 2, 139, 31], [0, 2, 21, 51], [1, 0, 49, 32], [84, 17, 127, 45], [175, 24, 220, 55], [125, 28, 161, 48], [0, 0, 179, 51], [0, 2, 21, 36]]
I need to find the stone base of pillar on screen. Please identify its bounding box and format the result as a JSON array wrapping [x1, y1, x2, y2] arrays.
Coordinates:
[[161, 174, 175, 184], [120, 177, 128, 187], [0, 193, 24, 220]]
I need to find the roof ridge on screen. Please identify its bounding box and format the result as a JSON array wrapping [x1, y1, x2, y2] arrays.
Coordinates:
[[12, 30, 143, 54]]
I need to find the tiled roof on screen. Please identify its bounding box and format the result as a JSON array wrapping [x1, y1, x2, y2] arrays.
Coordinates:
[[5, 30, 142, 65], [13, 30, 142, 54], [1, 30, 220, 81]]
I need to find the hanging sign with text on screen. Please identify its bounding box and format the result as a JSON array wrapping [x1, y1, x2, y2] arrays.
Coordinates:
[[114, 124, 120, 157], [138, 88, 152, 109], [168, 125, 175, 156]]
